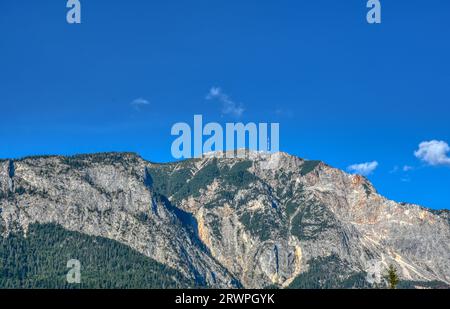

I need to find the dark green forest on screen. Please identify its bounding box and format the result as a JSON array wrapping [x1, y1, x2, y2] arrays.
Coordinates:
[[288, 254, 370, 289], [0, 223, 195, 289]]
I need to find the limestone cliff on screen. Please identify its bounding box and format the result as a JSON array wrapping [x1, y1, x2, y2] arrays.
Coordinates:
[[0, 152, 448, 288]]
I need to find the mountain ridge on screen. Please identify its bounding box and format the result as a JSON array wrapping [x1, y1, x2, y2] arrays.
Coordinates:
[[1, 151, 449, 288]]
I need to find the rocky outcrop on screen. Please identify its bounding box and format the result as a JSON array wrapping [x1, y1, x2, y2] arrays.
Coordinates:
[[0, 152, 449, 288]]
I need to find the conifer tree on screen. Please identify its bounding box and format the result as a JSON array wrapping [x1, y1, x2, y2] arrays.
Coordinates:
[[385, 264, 399, 289]]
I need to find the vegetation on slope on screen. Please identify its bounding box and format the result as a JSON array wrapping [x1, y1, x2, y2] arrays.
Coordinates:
[[0, 223, 195, 289], [288, 254, 370, 289]]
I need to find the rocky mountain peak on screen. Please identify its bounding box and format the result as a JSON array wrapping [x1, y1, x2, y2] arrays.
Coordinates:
[[0, 151, 448, 288]]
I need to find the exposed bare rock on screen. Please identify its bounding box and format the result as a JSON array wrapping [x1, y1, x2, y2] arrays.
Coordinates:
[[0, 152, 448, 288]]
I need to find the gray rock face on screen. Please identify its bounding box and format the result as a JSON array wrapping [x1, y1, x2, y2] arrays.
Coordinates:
[[0, 152, 449, 288]]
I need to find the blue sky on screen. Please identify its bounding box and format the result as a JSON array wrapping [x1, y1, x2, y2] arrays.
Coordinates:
[[0, 0, 449, 209]]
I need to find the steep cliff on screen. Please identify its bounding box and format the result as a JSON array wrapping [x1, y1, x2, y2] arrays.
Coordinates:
[[0, 152, 448, 288]]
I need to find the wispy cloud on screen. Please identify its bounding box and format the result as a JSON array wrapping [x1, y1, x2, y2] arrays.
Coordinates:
[[390, 165, 414, 173], [206, 87, 244, 118], [130, 97, 150, 111], [389, 166, 399, 174], [403, 165, 414, 172], [414, 140, 450, 166], [390, 165, 414, 183], [347, 161, 379, 176]]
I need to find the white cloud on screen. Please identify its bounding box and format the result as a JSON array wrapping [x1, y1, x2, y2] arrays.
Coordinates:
[[347, 161, 379, 176], [207, 87, 221, 98], [206, 87, 244, 118], [403, 165, 413, 172], [414, 140, 450, 166], [131, 97, 150, 110]]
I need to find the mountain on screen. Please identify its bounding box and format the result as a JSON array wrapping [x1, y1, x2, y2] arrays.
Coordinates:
[[0, 151, 449, 289]]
